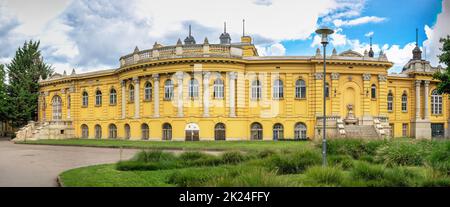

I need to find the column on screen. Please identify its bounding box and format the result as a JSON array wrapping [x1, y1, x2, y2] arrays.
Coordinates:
[[176, 72, 184, 117], [331, 73, 340, 115], [378, 75, 388, 116], [133, 77, 140, 119], [415, 80, 421, 119], [121, 80, 126, 119], [203, 72, 211, 117], [424, 80, 430, 119], [229, 72, 237, 117], [362, 74, 371, 116], [153, 74, 160, 118], [314, 73, 324, 116]]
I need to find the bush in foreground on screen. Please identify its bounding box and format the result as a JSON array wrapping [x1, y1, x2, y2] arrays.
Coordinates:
[[206, 168, 295, 187], [327, 155, 354, 170], [268, 150, 321, 174], [427, 142, 450, 175], [221, 151, 247, 164], [133, 150, 177, 162], [350, 161, 421, 187], [374, 141, 426, 166], [305, 166, 344, 186], [116, 160, 178, 171], [326, 139, 385, 159]]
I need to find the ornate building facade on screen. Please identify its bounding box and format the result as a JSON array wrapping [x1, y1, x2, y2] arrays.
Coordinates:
[[20, 27, 449, 141]]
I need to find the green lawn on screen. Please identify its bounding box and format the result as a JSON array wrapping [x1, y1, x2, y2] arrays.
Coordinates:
[[17, 139, 313, 152], [58, 139, 450, 187]]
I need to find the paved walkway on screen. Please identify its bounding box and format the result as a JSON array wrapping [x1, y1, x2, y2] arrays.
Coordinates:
[[0, 138, 139, 187]]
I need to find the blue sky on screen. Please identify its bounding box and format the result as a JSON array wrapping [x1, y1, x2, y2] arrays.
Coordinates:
[[0, 0, 448, 74]]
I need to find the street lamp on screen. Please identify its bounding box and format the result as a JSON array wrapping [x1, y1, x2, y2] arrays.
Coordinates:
[[315, 27, 334, 167]]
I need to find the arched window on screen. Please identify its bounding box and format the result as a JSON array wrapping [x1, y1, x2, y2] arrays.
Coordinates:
[[325, 83, 330, 98], [144, 82, 152, 101], [67, 95, 71, 109], [213, 79, 224, 99], [95, 90, 102, 106], [401, 92, 408, 112], [189, 78, 199, 98], [250, 122, 263, 140], [164, 80, 174, 100], [141, 123, 149, 140], [124, 124, 131, 139], [162, 123, 172, 140], [110, 88, 117, 105], [81, 124, 89, 139], [214, 123, 226, 140], [52, 95, 62, 120], [295, 79, 306, 99], [94, 124, 102, 139], [108, 124, 117, 139], [371, 84, 377, 99], [273, 123, 284, 140], [431, 90, 442, 115], [273, 79, 284, 99], [294, 123, 307, 140], [387, 92, 393, 112], [129, 85, 135, 102], [251, 80, 262, 100], [82, 91, 88, 107]]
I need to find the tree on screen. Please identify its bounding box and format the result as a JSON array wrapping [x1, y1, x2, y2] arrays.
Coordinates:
[[6, 40, 53, 127], [433, 35, 450, 94], [0, 64, 9, 122]]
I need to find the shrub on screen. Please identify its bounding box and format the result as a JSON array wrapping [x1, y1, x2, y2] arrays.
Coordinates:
[[375, 141, 425, 166], [269, 150, 321, 174], [421, 177, 450, 187], [187, 157, 224, 167], [327, 155, 354, 169], [351, 162, 385, 181], [326, 139, 387, 159], [116, 160, 178, 171], [383, 166, 420, 187], [256, 149, 277, 159], [359, 155, 375, 163], [221, 151, 246, 164], [427, 142, 450, 175], [305, 166, 344, 186], [168, 169, 226, 187], [207, 168, 294, 187], [179, 151, 212, 161], [350, 162, 420, 187], [133, 150, 176, 163]]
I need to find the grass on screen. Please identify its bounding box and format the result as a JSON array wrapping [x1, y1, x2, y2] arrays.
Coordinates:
[[58, 138, 450, 187], [17, 139, 312, 152]]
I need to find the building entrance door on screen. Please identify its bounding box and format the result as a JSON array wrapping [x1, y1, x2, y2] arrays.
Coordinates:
[[185, 123, 200, 141]]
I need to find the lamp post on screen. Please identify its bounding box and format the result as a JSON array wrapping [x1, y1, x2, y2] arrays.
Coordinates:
[[315, 27, 334, 167]]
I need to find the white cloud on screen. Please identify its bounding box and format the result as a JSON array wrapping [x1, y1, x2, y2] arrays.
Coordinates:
[[423, 0, 450, 67], [365, 31, 374, 37], [253, 0, 273, 6], [256, 43, 286, 56], [333, 16, 386, 27]]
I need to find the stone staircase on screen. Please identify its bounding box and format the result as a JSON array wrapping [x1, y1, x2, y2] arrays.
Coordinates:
[[13, 121, 75, 142], [344, 125, 380, 139]]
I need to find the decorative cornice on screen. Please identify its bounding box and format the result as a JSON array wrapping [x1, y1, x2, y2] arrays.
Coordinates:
[[363, 73, 371, 81], [314, 73, 323, 80], [378, 74, 387, 82], [331, 73, 340, 80]]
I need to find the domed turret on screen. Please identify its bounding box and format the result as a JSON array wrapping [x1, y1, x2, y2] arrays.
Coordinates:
[[412, 28, 422, 60], [184, 25, 196, 45], [220, 22, 231, 44]]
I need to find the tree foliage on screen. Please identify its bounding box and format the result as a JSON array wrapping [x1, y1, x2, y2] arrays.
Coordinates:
[[0, 64, 9, 122], [433, 36, 450, 94], [6, 40, 53, 127]]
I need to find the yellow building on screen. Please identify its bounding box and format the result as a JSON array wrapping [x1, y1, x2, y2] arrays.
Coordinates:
[[31, 27, 449, 141]]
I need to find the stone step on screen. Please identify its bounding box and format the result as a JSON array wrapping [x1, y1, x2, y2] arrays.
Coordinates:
[[344, 125, 379, 139]]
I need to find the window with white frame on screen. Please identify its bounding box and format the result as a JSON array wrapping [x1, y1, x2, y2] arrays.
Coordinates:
[[213, 78, 224, 99], [402, 123, 408, 137], [273, 79, 284, 99], [189, 78, 199, 98], [251, 80, 262, 100], [110, 88, 117, 105], [129, 85, 134, 102], [295, 79, 306, 99], [164, 80, 174, 100], [294, 122, 307, 140], [401, 92, 408, 112], [387, 92, 393, 112], [144, 82, 152, 101], [431, 90, 442, 115], [95, 90, 102, 106], [82, 91, 88, 107]]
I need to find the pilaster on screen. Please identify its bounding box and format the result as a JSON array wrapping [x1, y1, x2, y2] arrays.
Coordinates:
[[331, 73, 340, 116]]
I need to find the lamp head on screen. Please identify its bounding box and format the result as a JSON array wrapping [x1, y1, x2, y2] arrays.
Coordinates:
[[315, 27, 334, 45]]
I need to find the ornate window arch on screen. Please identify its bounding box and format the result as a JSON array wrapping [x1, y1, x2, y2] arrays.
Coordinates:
[[387, 91, 394, 112], [108, 124, 117, 139], [52, 95, 62, 120], [295, 79, 306, 99], [273, 123, 284, 140], [144, 82, 152, 101], [401, 91, 408, 112], [273, 79, 284, 99], [109, 88, 117, 105], [82, 91, 88, 107], [129, 84, 135, 102], [81, 124, 89, 139], [213, 78, 224, 99], [162, 123, 172, 140], [251, 80, 262, 100], [371, 84, 377, 99], [294, 123, 307, 140], [124, 124, 131, 139], [164, 79, 174, 100], [214, 123, 226, 140], [141, 123, 149, 140], [250, 122, 263, 140], [431, 90, 442, 114], [94, 124, 102, 139], [95, 89, 102, 106]]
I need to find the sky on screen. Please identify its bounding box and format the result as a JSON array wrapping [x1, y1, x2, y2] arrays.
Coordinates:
[[0, 0, 448, 74]]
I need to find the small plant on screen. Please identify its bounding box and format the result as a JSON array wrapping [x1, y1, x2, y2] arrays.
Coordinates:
[[133, 150, 176, 162], [179, 151, 212, 161], [427, 142, 450, 175], [351, 162, 385, 181], [168, 169, 225, 187], [207, 168, 294, 187], [375, 141, 425, 166], [269, 150, 321, 174], [221, 151, 246, 164], [305, 166, 344, 186], [327, 155, 354, 169]]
